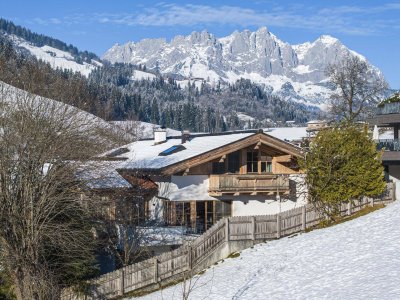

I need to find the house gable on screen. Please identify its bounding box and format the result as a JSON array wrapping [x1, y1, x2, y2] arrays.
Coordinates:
[[161, 132, 303, 175]]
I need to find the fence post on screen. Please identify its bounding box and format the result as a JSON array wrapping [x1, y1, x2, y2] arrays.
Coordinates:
[[118, 268, 125, 296], [251, 216, 256, 241], [276, 214, 281, 239], [301, 206, 306, 231], [392, 183, 396, 201], [188, 246, 192, 270], [225, 218, 230, 242], [347, 201, 352, 216], [153, 258, 158, 283]]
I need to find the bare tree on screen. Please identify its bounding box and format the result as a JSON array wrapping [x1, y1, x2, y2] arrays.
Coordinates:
[[326, 55, 388, 122], [0, 83, 123, 299]]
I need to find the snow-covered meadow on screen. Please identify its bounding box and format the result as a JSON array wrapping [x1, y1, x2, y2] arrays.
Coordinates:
[[133, 200, 400, 300]]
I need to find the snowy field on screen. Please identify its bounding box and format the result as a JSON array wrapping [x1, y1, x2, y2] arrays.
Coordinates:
[[133, 200, 400, 300]]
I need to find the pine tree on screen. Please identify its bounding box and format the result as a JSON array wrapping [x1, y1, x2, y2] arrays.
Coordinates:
[[151, 98, 160, 124], [300, 124, 386, 219]]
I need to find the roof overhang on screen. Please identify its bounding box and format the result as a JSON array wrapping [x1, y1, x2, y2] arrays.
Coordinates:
[[367, 114, 400, 127]]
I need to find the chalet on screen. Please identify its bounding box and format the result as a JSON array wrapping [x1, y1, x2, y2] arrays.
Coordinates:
[[98, 128, 306, 233]]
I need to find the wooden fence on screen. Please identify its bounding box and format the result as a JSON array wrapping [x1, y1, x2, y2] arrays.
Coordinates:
[[61, 184, 395, 299]]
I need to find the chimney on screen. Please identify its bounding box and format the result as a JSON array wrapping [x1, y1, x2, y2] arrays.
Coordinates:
[[181, 130, 190, 144], [154, 126, 167, 144]]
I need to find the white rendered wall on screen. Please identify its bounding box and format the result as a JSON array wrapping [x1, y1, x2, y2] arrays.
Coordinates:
[[230, 175, 307, 216], [388, 165, 400, 200]]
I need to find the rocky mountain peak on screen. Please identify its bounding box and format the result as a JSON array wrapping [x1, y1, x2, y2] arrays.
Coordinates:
[[102, 28, 384, 106]]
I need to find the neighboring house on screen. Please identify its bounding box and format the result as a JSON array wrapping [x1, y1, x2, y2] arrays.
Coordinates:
[[368, 100, 400, 199], [306, 120, 329, 137], [98, 128, 307, 234], [77, 163, 157, 223]]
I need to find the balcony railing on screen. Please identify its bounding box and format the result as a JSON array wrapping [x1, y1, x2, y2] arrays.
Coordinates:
[[377, 139, 400, 151], [208, 174, 289, 196]]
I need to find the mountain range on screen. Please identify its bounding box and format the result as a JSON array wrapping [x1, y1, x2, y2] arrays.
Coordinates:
[[103, 27, 384, 107]]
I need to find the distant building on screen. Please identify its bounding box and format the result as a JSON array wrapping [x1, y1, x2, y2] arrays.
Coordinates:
[[285, 120, 295, 127], [306, 120, 328, 132], [368, 100, 400, 194]]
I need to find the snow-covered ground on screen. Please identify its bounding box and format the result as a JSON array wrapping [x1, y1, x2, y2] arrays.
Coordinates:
[[133, 200, 400, 299]]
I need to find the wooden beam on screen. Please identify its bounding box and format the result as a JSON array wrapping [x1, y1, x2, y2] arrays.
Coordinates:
[[274, 155, 292, 163]]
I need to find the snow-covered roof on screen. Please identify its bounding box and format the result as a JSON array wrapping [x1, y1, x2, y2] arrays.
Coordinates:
[[76, 162, 132, 189], [111, 131, 257, 170], [307, 120, 326, 124], [99, 129, 304, 172], [264, 127, 307, 141]]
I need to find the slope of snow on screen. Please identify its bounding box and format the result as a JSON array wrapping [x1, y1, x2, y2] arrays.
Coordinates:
[[135, 201, 400, 299], [5, 34, 99, 77], [176, 79, 204, 90], [0, 81, 121, 135], [237, 113, 255, 122], [131, 70, 156, 81]]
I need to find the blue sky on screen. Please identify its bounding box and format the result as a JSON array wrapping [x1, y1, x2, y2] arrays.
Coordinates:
[[2, 0, 400, 88]]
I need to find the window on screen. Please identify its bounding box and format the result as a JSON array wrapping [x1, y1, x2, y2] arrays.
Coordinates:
[[159, 145, 186, 156], [227, 151, 240, 173], [215, 201, 232, 220], [206, 201, 214, 230], [247, 150, 258, 173], [175, 202, 191, 226], [260, 153, 272, 173], [212, 162, 225, 174]]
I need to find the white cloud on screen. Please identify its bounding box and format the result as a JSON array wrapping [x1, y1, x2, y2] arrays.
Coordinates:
[[93, 3, 400, 36], [30, 2, 400, 36]]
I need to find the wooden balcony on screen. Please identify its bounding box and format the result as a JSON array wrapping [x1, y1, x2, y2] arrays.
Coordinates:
[[208, 174, 290, 196]]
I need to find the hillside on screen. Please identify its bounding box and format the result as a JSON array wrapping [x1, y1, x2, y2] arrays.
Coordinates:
[[0, 80, 129, 147], [0, 18, 101, 76], [103, 27, 385, 107], [135, 201, 400, 299]]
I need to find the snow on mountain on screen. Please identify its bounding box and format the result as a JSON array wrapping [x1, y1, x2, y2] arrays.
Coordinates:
[[5, 34, 101, 77], [131, 70, 156, 81], [104, 27, 384, 106], [134, 201, 400, 300]]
